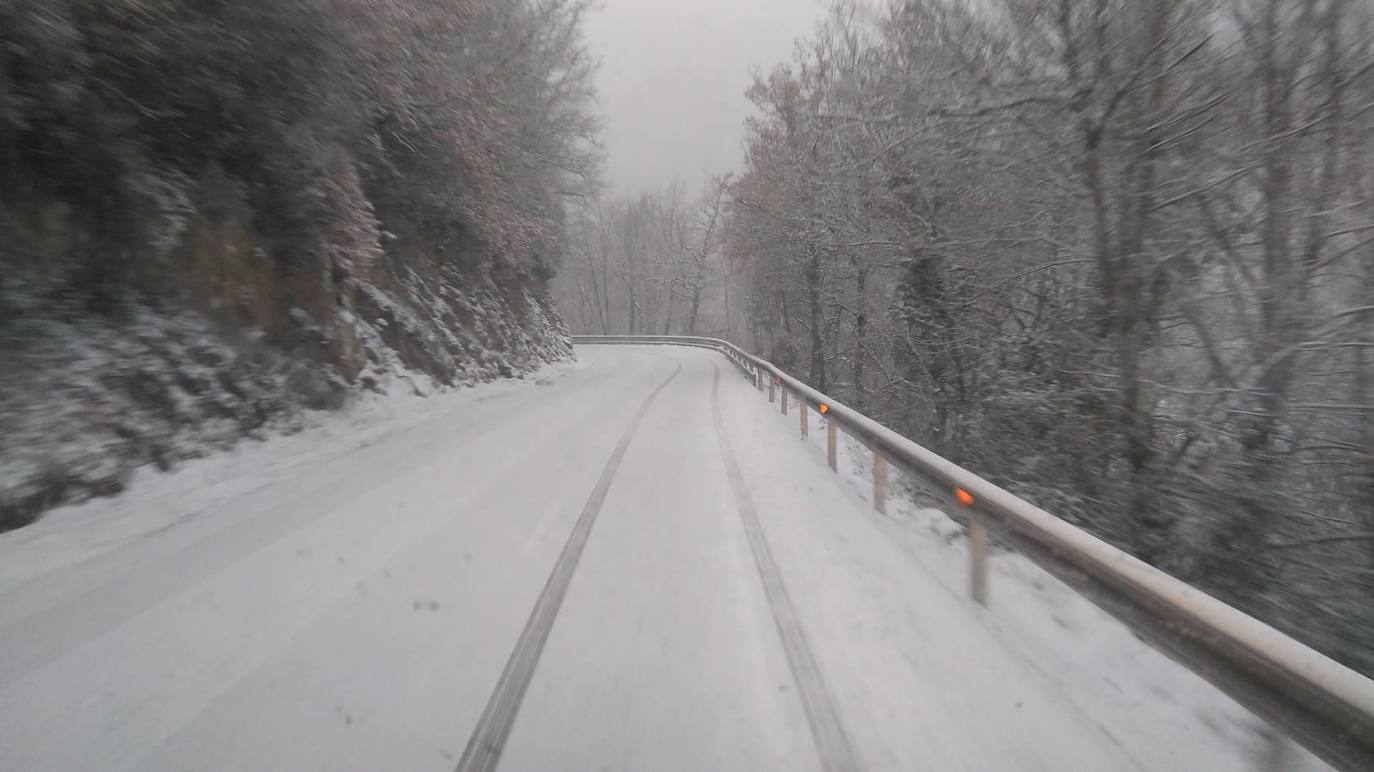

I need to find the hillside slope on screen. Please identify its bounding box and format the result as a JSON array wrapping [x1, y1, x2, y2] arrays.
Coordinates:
[[0, 0, 597, 529]]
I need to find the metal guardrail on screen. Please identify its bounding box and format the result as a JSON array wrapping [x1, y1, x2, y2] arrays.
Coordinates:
[[573, 334, 1374, 771]]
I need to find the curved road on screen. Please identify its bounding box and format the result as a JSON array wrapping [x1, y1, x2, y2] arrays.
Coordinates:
[[0, 346, 1148, 771]]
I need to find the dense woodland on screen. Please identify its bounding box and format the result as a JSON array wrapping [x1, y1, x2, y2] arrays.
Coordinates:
[[0, 0, 600, 366], [0, 0, 598, 528], [553, 0, 1374, 676]]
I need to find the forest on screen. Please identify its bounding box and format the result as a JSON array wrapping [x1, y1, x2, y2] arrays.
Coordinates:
[[552, 0, 1374, 676], [0, 0, 599, 528]]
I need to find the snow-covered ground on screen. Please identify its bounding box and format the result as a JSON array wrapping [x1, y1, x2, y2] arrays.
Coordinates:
[[752, 371, 1329, 771], [0, 359, 581, 592], [0, 345, 1327, 770]]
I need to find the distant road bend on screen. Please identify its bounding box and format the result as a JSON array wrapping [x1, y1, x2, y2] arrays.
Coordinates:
[[0, 345, 1331, 771]]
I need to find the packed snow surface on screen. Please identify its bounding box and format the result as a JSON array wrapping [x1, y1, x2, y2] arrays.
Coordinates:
[[0, 346, 1326, 770]]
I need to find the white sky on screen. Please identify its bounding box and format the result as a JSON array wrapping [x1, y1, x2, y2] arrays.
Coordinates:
[[585, 0, 827, 193]]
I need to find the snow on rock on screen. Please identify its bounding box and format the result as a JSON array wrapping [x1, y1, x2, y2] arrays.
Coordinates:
[[0, 272, 573, 532], [0, 354, 585, 591]]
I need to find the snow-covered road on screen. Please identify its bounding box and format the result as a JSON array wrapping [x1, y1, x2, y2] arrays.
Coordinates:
[[0, 346, 1304, 771]]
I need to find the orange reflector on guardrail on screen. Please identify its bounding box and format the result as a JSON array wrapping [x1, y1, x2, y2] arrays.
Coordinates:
[[955, 487, 975, 507], [818, 403, 830, 414]]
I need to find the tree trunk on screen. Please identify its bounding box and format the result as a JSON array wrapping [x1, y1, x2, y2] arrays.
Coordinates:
[[723, 273, 732, 342], [852, 260, 868, 412], [806, 247, 825, 391], [662, 283, 674, 334]]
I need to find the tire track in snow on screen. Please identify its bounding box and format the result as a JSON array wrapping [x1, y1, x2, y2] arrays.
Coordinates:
[[0, 354, 644, 688], [455, 357, 683, 772], [710, 361, 865, 772]]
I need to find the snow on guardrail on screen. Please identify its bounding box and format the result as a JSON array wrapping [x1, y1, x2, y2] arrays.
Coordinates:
[[572, 334, 1374, 771]]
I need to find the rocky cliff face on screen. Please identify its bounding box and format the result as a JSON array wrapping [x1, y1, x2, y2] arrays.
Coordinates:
[[0, 188, 572, 533], [0, 0, 597, 531]]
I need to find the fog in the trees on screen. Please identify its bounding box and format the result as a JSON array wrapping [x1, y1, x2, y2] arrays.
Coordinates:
[[556, 0, 1374, 678]]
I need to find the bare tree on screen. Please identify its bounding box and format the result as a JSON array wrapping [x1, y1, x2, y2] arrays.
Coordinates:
[[714, 0, 1374, 675]]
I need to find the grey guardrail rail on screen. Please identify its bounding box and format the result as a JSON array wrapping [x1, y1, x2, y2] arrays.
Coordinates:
[[572, 334, 1374, 771]]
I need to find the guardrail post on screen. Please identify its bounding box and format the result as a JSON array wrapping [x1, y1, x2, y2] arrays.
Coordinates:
[[780, 388, 787, 415], [873, 452, 887, 514], [769, 380, 775, 403], [800, 402, 808, 437], [569, 335, 1374, 769], [969, 518, 989, 605], [827, 420, 837, 472]]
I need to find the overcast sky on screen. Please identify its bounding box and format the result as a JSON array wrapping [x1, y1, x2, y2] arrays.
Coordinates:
[[585, 0, 826, 193]]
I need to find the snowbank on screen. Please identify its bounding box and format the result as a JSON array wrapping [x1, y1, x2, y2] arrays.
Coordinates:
[[775, 400, 1331, 770], [0, 274, 572, 532]]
